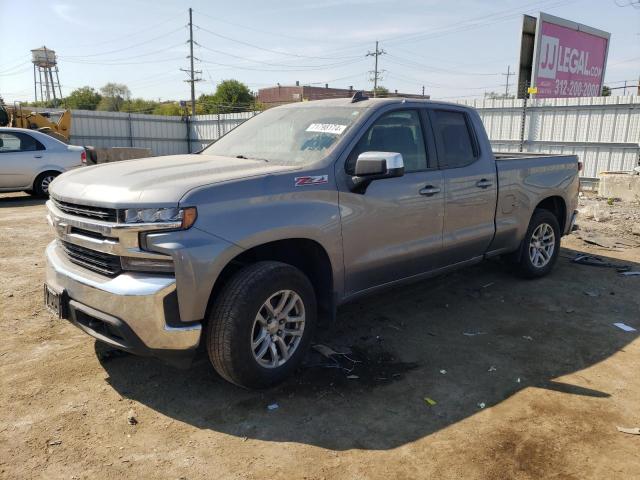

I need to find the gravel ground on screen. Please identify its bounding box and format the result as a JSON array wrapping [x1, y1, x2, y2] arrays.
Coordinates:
[[1, 192, 639, 480]]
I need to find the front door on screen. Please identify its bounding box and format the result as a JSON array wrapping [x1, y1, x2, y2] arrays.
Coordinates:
[[339, 109, 444, 295], [0, 131, 47, 189]]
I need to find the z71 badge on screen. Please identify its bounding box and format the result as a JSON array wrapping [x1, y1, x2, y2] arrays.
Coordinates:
[[295, 175, 329, 187]]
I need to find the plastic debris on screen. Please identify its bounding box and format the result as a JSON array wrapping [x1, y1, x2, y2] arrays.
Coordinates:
[[313, 344, 339, 358], [439, 369, 447, 375], [572, 254, 630, 270], [613, 323, 637, 332], [488, 366, 496, 372], [346, 375, 359, 379], [481, 282, 494, 289], [463, 332, 486, 336], [617, 426, 640, 435], [583, 290, 599, 297], [620, 271, 640, 276], [267, 403, 279, 411], [516, 377, 521, 383], [477, 402, 486, 409], [48, 440, 62, 446], [423, 397, 437, 406], [127, 410, 138, 425], [522, 335, 533, 341]]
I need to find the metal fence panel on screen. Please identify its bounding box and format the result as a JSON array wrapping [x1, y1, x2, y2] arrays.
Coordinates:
[[456, 95, 640, 178]]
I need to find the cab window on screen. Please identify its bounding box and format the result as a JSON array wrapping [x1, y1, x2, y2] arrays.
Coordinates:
[[346, 110, 427, 174]]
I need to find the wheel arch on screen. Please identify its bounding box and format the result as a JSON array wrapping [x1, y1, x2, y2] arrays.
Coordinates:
[[206, 238, 335, 324], [534, 195, 566, 233]]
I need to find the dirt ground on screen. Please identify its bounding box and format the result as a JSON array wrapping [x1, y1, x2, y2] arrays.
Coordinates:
[[1, 192, 639, 480]]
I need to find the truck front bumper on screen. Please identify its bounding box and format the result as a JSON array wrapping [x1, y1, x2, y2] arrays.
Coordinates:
[[45, 240, 202, 365]]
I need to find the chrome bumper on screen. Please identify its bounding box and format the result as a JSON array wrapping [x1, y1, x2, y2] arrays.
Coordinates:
[[45, 240, 201, 356]]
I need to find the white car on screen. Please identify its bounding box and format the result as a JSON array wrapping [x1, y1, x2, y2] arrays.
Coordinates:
[[0, 127, 86, 197]]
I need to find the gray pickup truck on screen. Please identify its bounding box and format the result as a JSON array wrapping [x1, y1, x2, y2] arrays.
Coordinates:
[[44, 96, 579, 388]]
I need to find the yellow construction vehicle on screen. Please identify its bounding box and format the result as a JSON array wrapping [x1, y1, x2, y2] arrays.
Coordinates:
[[0, 102, 71, 143]]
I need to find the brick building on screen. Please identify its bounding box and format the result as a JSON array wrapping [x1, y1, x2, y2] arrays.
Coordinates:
[[257, 82, 428, 106]]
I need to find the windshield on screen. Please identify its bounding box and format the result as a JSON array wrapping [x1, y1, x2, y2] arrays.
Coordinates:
[[201, 106, 364, 165]]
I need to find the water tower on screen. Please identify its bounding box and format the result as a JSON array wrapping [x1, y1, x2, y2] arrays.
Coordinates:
[[31, 46, 63, 103]]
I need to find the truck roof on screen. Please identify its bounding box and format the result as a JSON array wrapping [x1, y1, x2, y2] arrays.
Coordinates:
[[276, 96, 466, 110]]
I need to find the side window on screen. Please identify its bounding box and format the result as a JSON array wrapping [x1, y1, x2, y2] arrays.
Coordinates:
[[16, 133, 45, 152], [431, 110, 477, 168], [0, 132, 44, 153], [0, 133, 21, 153], [346, 110, 427, 174]]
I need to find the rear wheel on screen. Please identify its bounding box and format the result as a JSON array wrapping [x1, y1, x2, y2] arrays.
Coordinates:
[[514, 209, 561, 278], [33, 171, 59, 197], [206, 261, 316, 389]]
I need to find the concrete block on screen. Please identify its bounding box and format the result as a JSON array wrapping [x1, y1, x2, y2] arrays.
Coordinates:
[[598, 173, 640, 202], [94, 147, 153, 164]]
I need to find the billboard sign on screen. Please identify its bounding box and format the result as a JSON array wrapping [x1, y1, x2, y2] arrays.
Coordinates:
[[528, 13, 610, 98]]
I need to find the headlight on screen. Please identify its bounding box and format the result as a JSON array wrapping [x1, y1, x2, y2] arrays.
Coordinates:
[[121, 256, 174, 273], [122, 207, 197, 229]]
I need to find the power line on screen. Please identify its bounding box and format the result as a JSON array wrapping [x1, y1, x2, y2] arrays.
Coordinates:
[[194, 24, 362, 61], [182, 7, 202, 115], [366, 41, 386, 96], [502, 65, 514, 97]]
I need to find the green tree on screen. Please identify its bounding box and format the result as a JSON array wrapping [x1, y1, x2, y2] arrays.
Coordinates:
[[152, 102, 184, 116], [198, 79, 254, 114], [601, 85, 611, 97], [372, 86, 389, 97], [122, 98, 158, 114], [97, 83, 131, 111], [65, 86, 101, 110]]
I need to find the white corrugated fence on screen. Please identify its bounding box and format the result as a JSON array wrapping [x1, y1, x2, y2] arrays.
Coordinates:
[[65, 96, 640, 178]]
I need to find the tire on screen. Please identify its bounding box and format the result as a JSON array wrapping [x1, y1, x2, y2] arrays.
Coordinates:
[[33, 171, 59, 198], [514, 209, 561, 278], [207, 261, 317, 389]]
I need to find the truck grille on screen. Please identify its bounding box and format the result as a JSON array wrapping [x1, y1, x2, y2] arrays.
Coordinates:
[[60, 241, 122, 277], [53, 199, 118, 223]]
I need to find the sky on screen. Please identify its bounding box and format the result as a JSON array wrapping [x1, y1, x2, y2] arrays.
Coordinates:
[[0, 0, 638, 105]]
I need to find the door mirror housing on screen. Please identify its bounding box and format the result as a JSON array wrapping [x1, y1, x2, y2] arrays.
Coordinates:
[[350, 151, 404, 193]]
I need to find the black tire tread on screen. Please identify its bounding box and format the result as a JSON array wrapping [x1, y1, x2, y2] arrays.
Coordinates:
[[207, 261, 314, 388]]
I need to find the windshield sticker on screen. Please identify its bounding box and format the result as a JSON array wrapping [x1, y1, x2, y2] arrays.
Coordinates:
[[295, 175, 329, 187], [306, 123, 347, 135]]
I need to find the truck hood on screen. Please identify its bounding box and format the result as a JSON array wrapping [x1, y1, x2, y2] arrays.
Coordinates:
[[49, 154, 298, 207]]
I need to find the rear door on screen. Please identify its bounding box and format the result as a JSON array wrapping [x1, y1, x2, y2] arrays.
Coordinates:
[[427, 108, 497, 265], [339, 108, 445, 295], [0, 131, 47, 188]]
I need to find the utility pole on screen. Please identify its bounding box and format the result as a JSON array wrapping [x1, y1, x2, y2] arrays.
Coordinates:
[[180, 7, 202, 115], [422, 85, 425, 98], [366, 41, 386, 97], [502, 65, 514, 97]]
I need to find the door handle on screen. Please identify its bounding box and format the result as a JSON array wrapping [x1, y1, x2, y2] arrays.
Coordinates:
[[34, 155, 43, 159], [419, 185, 441, 196], [476, 179, 493, 189]]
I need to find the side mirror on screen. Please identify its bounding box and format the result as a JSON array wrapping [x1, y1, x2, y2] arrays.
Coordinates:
[[350, 151, 404, 193]]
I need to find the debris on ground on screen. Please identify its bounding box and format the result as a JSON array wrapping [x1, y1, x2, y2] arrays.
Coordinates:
[[620, 271, 640, 277], [584, 290, 600, 297], [439, 369, 447, 375], [463, 332, 487, 337], [312, 344, 341, 358], [423, 397, 437, 406], [617, 426, 640, 435], [127, 410, 138, 425], [346, 375, 359, 379], [477, 402, 486, 409], [572, 254, 630, 271], [488, 366, 497, 372], [267, 403, 279, 411], [613, 323, 637, 332], [522, 335, 533, 341], [47, 440, 62, 446]]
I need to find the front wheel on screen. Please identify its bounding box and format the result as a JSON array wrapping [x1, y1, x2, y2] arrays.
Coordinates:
[[514, 209, 561, 278], [206, 261, 317, 389]]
